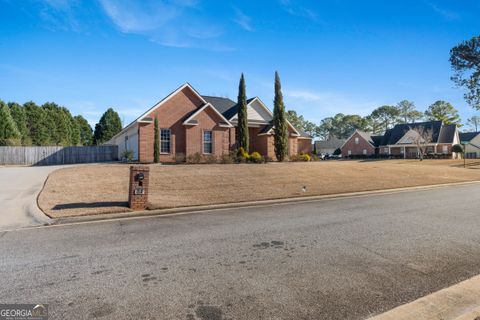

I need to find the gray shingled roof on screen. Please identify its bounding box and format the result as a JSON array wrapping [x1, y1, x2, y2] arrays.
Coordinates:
[[437, 124, 457, 143], [202, 96, 237, 119], [203, 95, 310, 138], [356, 130, 380, 147], [314, 137, 345, 149], [379, 121, 443, 145], [460, 132, 480, 142]]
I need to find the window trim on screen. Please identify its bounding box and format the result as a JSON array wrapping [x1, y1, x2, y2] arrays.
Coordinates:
[[354, 137, 359, 145], [202, 130, 213, 155], [160, 128, 171, 154]]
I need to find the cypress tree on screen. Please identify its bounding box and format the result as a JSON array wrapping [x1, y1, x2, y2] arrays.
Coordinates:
[[154, 117, 160, 163], [93, 108, 122, 145], [74, 115, 93, 146], [8, 102, 31, 145], [0, 101, 21, 145], [273, 71, 289, 161], [237, 73, 249, 152]]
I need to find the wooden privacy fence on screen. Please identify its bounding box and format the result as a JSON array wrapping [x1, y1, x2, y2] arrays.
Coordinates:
[[0, 145, 118, 166]]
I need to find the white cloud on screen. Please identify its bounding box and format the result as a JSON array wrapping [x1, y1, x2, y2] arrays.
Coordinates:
[[38, 0, 82, 32], [98, 0, 227, 49], [233, 7, 254, 32], [426, 2, 459, 21], [279, 0, 317, 20]]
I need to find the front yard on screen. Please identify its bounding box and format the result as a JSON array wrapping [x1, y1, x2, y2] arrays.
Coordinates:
[[38, 159, 480, 218]]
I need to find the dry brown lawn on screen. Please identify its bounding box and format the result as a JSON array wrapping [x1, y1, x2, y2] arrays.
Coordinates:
[[38, 159, 480, 218]]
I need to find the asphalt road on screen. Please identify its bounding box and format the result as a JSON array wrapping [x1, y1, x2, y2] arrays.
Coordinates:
[[1, 184, 480, 320]]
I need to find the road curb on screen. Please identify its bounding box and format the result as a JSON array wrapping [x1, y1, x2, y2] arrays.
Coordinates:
[[51, 180, 480, 226], [368, 274, 480, 320]]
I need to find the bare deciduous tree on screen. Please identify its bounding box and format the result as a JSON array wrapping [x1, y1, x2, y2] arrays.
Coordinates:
[[411, 126, 434, 161]]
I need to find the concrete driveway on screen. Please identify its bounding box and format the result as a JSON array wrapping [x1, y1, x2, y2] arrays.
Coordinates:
[[0, 166, 60, 231]]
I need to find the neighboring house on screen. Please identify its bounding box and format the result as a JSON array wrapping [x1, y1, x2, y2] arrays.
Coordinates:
[[341, 121, 461, 159], [314, 137, 345, 155], [340, 130, 382, 157], [460, 132, 480, 159], [107, 83, 312, 162]]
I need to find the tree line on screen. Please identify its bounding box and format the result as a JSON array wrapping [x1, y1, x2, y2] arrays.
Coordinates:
[[286, 99, 468, 140], [0, 100, 122, 146]]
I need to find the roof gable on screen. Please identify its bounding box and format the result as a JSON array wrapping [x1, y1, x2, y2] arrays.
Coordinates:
[[340, 130, 378, 149], [383, 121, 443, 145], [230, 98, 272, 123], [108, 83, 207, 142], [182, 103, 233, 127]]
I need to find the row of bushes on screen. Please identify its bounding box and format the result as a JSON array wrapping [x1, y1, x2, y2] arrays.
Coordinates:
[[344, 153, 454, 160]]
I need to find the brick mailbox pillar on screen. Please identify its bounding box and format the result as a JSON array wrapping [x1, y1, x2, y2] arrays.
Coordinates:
[[128, 166, 150, 211]]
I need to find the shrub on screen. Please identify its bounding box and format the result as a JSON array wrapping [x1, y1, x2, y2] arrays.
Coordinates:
[[236, 147, 249, 163], [187, 152, 202, 164], [175, 152, 186, 163], [204, 154, 217, 164], [248, 151, 264, 163], [452, 144, 464, 154], [220, 153, 235, 164], [291, 152, 310, 162], [121, 149, 134, 162]]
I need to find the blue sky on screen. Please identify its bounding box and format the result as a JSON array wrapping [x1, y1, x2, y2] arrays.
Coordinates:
[[1, 0, 479, 129]]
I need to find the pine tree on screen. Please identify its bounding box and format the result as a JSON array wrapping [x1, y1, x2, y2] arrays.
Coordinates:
[[0, 101, 21, 145], [237, 73, 249, 152], [74, 115, 93, 146], [24, 101, 50, 145], [8, 102, 31, 145], [272, 71, 289, 161], [93, 108, 122, 145], [42, 103, 71, 145], [154, 117, 160, 163]]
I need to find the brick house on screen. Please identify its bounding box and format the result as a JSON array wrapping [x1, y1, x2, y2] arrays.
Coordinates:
[[340, 130, 382, 157], [107, 83, 312, 162], [341, 121, 461, 159]]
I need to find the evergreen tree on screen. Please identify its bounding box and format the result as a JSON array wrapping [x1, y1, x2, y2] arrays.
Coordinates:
[[61, 107, 80, 145], [154, 117, 160, 163], [0, 101, 21, 145], [237, 73, 249, 152], [42, 102, 70, 145], [425, 100, 461, 126], [74, 115, 93, 146], [272, 71, 289, 161], [8, 102, 31, 145], [93, 108, 122, 145], [24, 101, 50, 145]]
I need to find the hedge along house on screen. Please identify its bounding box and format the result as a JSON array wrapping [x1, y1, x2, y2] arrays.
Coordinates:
[[106, 83, 312, 162]]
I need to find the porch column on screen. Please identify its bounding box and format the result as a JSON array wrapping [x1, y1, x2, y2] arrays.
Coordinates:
[[434, 144, 437, 154], [403, 146, 406, 159]]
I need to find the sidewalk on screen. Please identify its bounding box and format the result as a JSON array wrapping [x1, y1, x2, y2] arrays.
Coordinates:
[[369, 275, 480, 320]]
